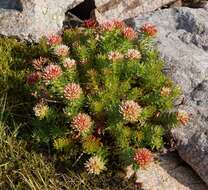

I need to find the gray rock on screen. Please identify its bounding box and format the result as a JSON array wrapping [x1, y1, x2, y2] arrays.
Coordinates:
[[94, 0, 177, 23], [134, 153, 207, 190], [128, 7, 208, 185], [0, 0, 83, 41]]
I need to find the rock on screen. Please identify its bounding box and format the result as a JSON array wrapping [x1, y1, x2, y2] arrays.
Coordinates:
[[135, 153, 207, 190], [94, 0, 177, 23], [127, 7, 208, 185], [0, 0, 83, 41]]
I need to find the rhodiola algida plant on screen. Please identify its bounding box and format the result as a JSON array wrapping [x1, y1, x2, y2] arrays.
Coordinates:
[[27, 20, 189, 175]]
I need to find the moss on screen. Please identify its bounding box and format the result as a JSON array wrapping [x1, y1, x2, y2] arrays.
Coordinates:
[[0, 38, 30, 124]]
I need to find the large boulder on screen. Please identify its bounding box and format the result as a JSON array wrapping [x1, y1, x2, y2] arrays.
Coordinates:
[[127, 7, 208, 185], [94, 0, 177, 23], [0, 0, 83, 41]]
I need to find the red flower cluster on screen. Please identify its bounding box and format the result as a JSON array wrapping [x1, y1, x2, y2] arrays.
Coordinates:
[[47, 34, 62, 45], [122, 27, 137, 40], [64, 83, 82, 101], [108, 51, 123, 62], [72, 113, 92, 133], [43, 64, 62, 81], [32, 57, 49, 70], [54, 45, 69, 57], [112, 20, 126, 30], [141, 23, 157, 37], [84, 19, 97, 28], [134, 148, 153, 168], [120, 100, 142, 123], [100, 20, 125, 31]]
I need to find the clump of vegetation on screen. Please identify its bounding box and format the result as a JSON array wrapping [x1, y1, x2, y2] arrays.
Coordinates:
[[0, 31, 136, 190], [0, 20, 190, 189], [27, 20, 189, 175]]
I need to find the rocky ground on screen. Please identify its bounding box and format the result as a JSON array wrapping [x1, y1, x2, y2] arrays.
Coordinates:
[[135, 152, 207, 190]]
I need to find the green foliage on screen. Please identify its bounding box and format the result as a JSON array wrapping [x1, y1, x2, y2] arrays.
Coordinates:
[[0, 36, 55, 127], [0, 38, 29, 124], [141, 124, 165, 150], [27, 21, 182, 175], [53, 136, 74, 152]]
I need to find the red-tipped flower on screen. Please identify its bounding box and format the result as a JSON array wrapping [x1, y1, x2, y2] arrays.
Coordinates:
[[126, 49, 141, 60], [100, 20, 126, 32], [64, 83, 82, 101], [47, 34, 62, 45], [43, 64, 62, 80], [63, 58, 76, 70], [122, 27, 137, 40], [141, 23, 157, 37], [53, 45, 69, 57], [112, 20, 126, 30], [84, 19, 97, 28], [134, 148, 153, 168], [72, 113, 92, 133], [120, 100, 142, 123], [32, 57, 49, 70], [108, 51, 123, 62], [26, 72, 41, 85], [100, 21, 115, 32]]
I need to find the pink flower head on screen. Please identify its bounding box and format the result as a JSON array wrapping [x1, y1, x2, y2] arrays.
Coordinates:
[[120, 100, 142, 122], [64, 83, 82, 101], [176, 110, 189, 125], [122, 27, 137, 40], [108, 51, 123, 62], [112, 20, 126, 30], [43, 64, 62, 81], [141, 23, 157, 37], [134, 148, 153, 168], [100, 20, 126, 32], [126, 49, 141, 60], [26, 72, 41, 85], [32, 57, 49, 70], [100, 21, 115, 32], [72, 113, 92, 133], [63, 58, 76, 69], [54, 45, 69, 57], [47, 34, 62, 45], [84, 19, 97, 28]]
